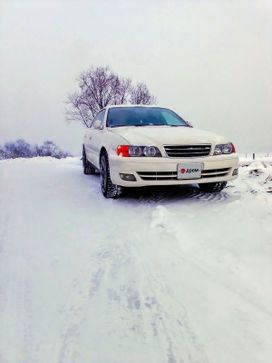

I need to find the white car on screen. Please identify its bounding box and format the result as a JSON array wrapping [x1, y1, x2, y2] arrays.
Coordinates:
[[82, 105, 239, 198]]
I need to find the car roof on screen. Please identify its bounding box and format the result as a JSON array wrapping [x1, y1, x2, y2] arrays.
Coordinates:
[[106, 104, 161, 110]]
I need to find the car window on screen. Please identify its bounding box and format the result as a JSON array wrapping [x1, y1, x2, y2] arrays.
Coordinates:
[[160, 109, 185, 126], [97, 110, 106, 122], [92, 109, 106, 128], [107, 107, 188, 128]]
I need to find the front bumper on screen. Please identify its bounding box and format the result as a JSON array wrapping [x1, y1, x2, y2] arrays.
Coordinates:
[[109, 154, 239, 187]]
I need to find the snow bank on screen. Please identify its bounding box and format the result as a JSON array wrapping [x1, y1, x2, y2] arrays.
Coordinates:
[[239, 159, 272, 194]]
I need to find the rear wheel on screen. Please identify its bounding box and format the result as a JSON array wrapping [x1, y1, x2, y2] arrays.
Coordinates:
[[82, 146, 96, 175], [198, 181, 227, 192], [100, 152, 122, 199]]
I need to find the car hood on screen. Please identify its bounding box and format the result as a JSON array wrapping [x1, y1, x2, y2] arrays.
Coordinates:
[[109, 126, 228, 145]]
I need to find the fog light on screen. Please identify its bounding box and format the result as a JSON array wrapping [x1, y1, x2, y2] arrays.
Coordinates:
[[232, 168, 239, 176], [119, 173, 136, 181]]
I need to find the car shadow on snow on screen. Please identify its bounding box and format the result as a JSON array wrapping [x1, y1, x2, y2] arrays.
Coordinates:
[[120, 184, 236, 203], [84, 171, 239, 203]]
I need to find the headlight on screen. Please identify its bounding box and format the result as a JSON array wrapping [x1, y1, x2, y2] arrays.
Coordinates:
[[143, 146, 159, 157], [129, 146, 142, 157], [213, 143, 235, 155], [117, 145, 161, 157]]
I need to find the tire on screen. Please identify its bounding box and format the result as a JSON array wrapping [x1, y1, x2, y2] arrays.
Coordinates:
[[198, 181, 227, 193], [82, 146, 96, 175], [100, 152, 122, 199]]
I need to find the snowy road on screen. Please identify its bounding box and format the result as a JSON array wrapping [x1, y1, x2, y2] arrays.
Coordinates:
[[0, 157, 272, 363]]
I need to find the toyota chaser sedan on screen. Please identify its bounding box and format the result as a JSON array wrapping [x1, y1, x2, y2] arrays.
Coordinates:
[[82, 105, 239, 198]]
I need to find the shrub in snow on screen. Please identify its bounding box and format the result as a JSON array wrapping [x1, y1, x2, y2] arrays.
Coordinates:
[[3, 139, 32, 159], [0, 147, 6, 160], [36, 140, 71, 159], [0, 139, 71, 160]]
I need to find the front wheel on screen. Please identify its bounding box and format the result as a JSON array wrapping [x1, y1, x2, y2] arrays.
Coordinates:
[[198, 181, 227, 193], [100, 153, 122, 199]]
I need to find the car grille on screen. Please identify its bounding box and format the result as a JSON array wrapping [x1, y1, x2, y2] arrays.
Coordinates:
[[201, 168, 231, 178], [137, 168, 231, 181], [137, 171, 177, 181], [164, 144, 211, 158]]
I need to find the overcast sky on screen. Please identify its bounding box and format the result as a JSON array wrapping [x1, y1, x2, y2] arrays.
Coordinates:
[[0, 0, 271, 154]]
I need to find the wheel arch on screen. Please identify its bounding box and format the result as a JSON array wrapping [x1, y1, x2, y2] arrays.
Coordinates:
[[99, 147, 108, 163], [82, 144, 86, 158], [82, 143, 91, 163]]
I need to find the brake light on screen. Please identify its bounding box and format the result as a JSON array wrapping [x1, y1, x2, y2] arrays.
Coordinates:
[[117, 145, 129, 157]]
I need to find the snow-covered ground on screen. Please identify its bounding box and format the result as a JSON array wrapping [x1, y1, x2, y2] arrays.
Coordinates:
[[0, 157, 271, 363]]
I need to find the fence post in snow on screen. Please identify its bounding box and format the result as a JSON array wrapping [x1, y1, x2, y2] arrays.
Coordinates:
[[253, 153, 255, 160]]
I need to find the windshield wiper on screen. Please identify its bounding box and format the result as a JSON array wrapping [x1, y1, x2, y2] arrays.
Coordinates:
[[168, 124, 188, 127], [134, 124, 158, 127], [135, 124, 187, 127]]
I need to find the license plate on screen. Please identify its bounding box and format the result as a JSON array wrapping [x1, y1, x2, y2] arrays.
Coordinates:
[[177, 162, 202, 179]]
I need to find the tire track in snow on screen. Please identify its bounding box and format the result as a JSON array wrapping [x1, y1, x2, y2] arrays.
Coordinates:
[[57, 228, 137, 362], [125, 239, 207, 363], [58, 236, 138, 363], [58, 262, 106, 363], [97, 224, 208, 363], [168, 242, 272, 319], [0, 167, 34, 363], [133, 235, 209, 363], [57, 222, 208, 363], [151, 205, 272, 320]]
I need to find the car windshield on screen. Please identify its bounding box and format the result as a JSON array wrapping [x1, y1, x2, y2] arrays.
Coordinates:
[[107, 107, 188, 128]]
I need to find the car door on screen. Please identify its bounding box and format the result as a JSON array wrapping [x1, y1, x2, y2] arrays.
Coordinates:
[[84, 119, 95, 165], [85, 110, 106, 167], [84, 110, 103, 166]]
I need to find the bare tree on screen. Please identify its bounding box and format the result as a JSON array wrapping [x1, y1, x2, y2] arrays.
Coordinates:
[[66, 66, 155, 127], [66, 93, 91, 128], [130, 82, 156, 105]]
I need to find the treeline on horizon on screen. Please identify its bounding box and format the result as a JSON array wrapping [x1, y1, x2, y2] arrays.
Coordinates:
[[0, 139, 72, 160]]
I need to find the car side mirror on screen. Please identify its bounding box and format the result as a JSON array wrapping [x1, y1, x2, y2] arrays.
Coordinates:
[[93, 120, 103, 130], [186, 121, 193, 128]]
